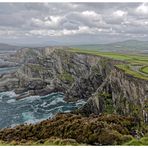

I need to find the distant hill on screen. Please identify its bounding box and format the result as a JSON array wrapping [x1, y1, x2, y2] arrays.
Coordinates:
[[11, 40, 62, 48], [1, 40, 148, 54], [0, 43, 21, 52], [71, 40, 148, 54]]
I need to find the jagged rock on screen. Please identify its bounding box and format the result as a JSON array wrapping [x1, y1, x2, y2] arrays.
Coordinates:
[[0, 47, 147, 121]]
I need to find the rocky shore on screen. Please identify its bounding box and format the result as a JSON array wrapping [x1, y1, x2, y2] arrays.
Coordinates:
[[0, 47, 147, 122]]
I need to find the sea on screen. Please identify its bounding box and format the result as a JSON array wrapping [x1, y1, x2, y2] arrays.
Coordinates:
[[0, 67, 86, 129]]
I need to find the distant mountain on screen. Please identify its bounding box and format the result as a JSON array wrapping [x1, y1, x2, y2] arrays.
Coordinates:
[[0, 43, 21, 52], [11, 40, 62, 48], [0, 39, 62, 51], [1, 40, 148, 54], [71, 40, 148, 54]]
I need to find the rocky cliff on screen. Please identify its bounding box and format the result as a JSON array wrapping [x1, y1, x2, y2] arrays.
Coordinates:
[[0, 47, 116, 101], [80, 65, 148, 123], [0, 47, 148, 122]]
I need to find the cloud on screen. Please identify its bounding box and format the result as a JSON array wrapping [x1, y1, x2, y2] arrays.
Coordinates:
[[0, 3, 148, 44], [136, 3, 148, 15], [82, 10, 100, 18], [31, 16, 63, 29], [113, 10, 127, 17]]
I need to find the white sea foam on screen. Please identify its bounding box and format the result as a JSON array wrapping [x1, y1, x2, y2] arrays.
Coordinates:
[[76, 99, 86, 106], [63, 110, 71, 113], [10, 123, 19, 128], [46, 105, 64, 113], [24, 113, 53, 125], [49, 97, 65, 106], [20, 95, 40, 102], [0, 91, 85, 129], [40, 102, 47, 107], [40, 92, 64, 99], [7, 99, 16, 103], [0, 91, 18, 98], [22, 112, 35, 121]]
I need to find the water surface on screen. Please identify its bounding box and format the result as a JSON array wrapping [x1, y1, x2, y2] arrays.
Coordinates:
[[0, 91, 85, 129], [0, 67, 18, 74]]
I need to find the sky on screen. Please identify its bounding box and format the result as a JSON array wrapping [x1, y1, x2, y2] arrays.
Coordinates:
[[0, 3, 148, 45]]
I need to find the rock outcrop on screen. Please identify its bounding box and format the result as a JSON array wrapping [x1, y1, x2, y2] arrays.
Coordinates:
[[80, 66, 148, 123], [0, 47, 147, 121], [0, 47, 116, 101]]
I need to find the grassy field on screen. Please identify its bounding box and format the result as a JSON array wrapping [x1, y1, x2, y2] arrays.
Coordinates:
[[67, 48, 148, 80], [140, 66, 148, 74]]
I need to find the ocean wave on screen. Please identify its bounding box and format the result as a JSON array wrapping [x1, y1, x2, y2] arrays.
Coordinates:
[[49, 97, 65, 106], [76, 99, 86, 106], [23, 113, 53, 125], [40, 92, 64, 100], [0, 91, 18, 98], [6, 99, 16, 103], [19, 95, 40, 102], [0, 91, 86, 129]]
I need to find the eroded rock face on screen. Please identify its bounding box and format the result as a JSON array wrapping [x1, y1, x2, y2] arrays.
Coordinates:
[[0, 47, 147, 121], [110, 68, 148, 121], [80, 66, 148, 122], [0, 48, 113, 102]]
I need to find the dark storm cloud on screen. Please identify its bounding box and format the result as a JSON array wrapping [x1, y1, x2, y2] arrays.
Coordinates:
[[0, 2, 148, 44]]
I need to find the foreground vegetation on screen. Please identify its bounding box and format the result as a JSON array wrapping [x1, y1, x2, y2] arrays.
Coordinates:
[[0, 138, 82, 146], [124, 136, 148, 146], [0, 113, 148, 145]]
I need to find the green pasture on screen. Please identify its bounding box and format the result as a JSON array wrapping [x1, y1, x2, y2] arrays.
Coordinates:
[[67, 48, 148, 80]]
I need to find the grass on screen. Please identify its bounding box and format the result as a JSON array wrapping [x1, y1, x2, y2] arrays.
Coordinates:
[[58, 71, 74, 84], [66, 48, 148, 80], [0, 138, 82, 146], [116, 64, 148, 80], [124, 136, 148, 146], [140, 66, 148, 74], [68, 48, 148, 63]]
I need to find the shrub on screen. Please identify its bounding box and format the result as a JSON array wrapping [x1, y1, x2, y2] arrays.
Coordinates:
[[0, 113, 141, 145], [120, 135, 133, 144], [140, 137, 148, 145], [124, 139, 143, 146]]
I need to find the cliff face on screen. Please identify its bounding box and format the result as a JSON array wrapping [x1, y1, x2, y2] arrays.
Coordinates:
[[0, 47, 147, 121], [15, 48, 116, 101], [80, 66, 148, 122], [0, 47, 114, 101]]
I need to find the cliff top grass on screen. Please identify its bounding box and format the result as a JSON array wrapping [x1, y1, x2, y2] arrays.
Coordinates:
[[67, 48, 148, 64], [115, 64, 148, 80], [67, 48, 148, 80], [140, 66, 148, 74]]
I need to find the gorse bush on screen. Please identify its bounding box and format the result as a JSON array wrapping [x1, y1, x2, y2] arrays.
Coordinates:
[[0, 113, 146, 145]]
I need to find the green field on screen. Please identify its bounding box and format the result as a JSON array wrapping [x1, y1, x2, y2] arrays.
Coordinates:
[[140, 66, 148, 74], [67, 48, 148, 80]]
